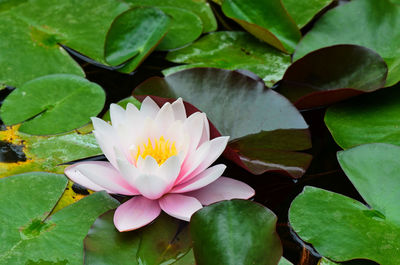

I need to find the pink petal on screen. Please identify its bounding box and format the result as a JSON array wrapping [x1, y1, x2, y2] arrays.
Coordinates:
[[185, 177, 255, 205], [64, 161, 139, 195], [140, 97, 160, 119], [171, 164, 226, 193], [171, 98, 186, 121], [114, 196, 161, 231], [183, 112, 205, 155], [198, 114, 210, 146], [159, 194, 202, 221]]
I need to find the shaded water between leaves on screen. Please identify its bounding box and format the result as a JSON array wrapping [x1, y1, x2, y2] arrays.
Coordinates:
[[0, 49, 379, 265]]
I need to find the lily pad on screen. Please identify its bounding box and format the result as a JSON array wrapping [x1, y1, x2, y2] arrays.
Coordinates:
[[0, 125, 101, 178], [0, 172, 119, 265], [105, 7, 169, 68], [276, 45, 388, 109], [221, 0, 301, 53], [190, 200, 282, 265], [124, 0, 217, 33], [294, 0, 400, 86], [0, 74, 106, 135], [289, 143, 400, 264], [165, 31, 291, 87], [134, 68, 312, 178], [282, 0, 333, 28], [85, 211, 192, 265], [324, 83, 400, 149], [0, 0, 130, 87]]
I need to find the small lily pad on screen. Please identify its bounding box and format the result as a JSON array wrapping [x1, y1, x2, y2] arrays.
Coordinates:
[[0, 74, 105, 135]]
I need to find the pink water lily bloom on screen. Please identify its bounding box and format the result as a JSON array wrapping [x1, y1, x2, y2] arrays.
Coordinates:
[[65, 97, 255, 231]]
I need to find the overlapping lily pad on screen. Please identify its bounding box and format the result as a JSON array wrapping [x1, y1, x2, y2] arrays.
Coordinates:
[[0, 172, 119, 265], [190, 200, 282, 265], [0, 74, 105, 135], [133, 68, 312, 178], [276, 45, 387, 109], [104, 7, 170, 68], [221, 0, 301, 53], [324, 83, 400, 149], [0, 125, 101, 178], [289, 143, 400, 264], [294, 0, 400, 86], [85, 211, 192, 265], [282, 0, 332, 28], [165, 31, 291, 87]]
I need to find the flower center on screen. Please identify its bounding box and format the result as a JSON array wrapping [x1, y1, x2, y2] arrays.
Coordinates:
[[134, 136, 177, 165]]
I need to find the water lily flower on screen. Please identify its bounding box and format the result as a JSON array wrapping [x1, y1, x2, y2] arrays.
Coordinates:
[[65, 97, 254, 231]]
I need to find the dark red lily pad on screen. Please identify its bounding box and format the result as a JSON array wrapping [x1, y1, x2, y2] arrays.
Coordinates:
[[133, 68, 312, 178], [276, 45, 388, 109]]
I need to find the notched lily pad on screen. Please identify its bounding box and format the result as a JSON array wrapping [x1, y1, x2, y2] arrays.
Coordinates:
[[276, 45, 388, 109], [289, 143, 400, 264], [0, 172, 119, 265], [0, 74, 106, 135], [134, 68, 312, 178]]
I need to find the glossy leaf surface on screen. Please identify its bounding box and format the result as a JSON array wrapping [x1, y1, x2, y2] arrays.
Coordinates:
[[290, 143, 400, 264], [0, 74, 105, 135], [277, 45, 387, 109], [190, 200, 282, 265], [282, 0, 332, 28], [221, 0, 301, 53], [165, 31, 291, 87], [325, 83, 400, 149], [0, 172, 119, 265], [134, 68, 312, 178], [105, 7, 169, 68], [85, 211, 192, 265], [294, 0, 400, 86]]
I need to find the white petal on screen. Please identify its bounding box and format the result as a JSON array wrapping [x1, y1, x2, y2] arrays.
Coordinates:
[[110, 103, 126, 127], [171, 164, 226, 193], [155, 103, 175, 131], [114, 196, 161, 231], [199, 113, 210, 146], [185, 177, 255, 205], [171, 98, 186, 121], [91, 117, 119, 168], [183, 112, 205, 155], [140, 97, 160, 119], [133, 174, 168, 200], [159, 194, 202, 221], [158, 155, 181, 190], [115, 148, 140, 187]]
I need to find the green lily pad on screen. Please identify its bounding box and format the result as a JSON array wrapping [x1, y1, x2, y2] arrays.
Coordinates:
[[0, 0, 130, 87], [289, 143, 400, 264], [324, 83, 400, 149], [221, 0, 301, 53], [156, 7, 203, 51], [276, 45, 388, 109], [124, 0, 217, 33], [190, 200, 282, 265], [165, 31, 291, 87], [84, 211, 192, 265], [278, 257, 294, 265], [294, 0, 400, 86], [282, 0, 332, 28], [0, 125, 101, 178], [134, 68, 312, 178], [0, 74, 106, 135], [0, 172, 119, 265], [105, 7, 169, 68]]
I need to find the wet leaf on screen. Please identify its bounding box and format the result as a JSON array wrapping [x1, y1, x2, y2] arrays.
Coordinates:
[[124, 0, 217, 33], [0, 0, 129, 87], [165, 31, 291, 87], [190, 200, 282, 265], [289, 143, 400, 264], [324, 83, 400, 149], [84, 211, 192, 265], [278, 257, 293, 265], [134, 68, 312, 178], [0, 125, 101, 178], [221, 0, 301, 53], [282, 0, 332, 28], [0, 172, 119, 265], [0, 74, 105, 135], [276, 45, 387, 109], [105, 7, 169, 69], [294, 0, 400, 86]]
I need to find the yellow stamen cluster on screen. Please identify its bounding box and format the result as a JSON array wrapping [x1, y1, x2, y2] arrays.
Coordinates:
[[135, 136, 177, 165]]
